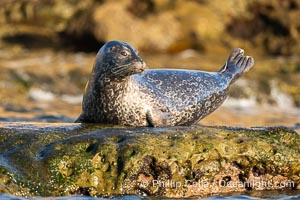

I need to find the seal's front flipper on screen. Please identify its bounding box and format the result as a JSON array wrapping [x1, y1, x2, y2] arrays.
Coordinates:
[[74, 114, 85, 123], [146, 108, 171, 127], [219, 48, 254, 84]]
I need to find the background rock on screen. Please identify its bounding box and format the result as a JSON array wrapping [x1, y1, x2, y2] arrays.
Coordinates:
[[1, 0, 300, 55]]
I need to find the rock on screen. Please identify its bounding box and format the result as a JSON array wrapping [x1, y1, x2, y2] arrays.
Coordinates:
[[92, 1, 181, 52], [0, 122, 299, 197], [2, 0, 300, 55]]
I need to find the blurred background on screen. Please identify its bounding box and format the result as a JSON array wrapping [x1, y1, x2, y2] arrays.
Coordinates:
[[0, 0, 299, 128]]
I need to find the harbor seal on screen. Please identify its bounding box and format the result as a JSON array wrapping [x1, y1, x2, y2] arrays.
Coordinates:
[[75, 40, 254, 126]]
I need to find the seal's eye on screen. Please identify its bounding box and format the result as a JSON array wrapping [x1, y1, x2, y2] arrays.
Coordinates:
[[120, 51, 128, 56], [109, 47, 114, 52]]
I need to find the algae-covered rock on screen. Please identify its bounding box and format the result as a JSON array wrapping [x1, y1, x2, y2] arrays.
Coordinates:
[[0, 122, 299, 198]]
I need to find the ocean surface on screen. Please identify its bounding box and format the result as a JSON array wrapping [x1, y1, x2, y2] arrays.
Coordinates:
[[1, 190, 300, 200]]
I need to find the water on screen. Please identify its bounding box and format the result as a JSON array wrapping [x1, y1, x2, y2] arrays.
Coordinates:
[[1, 191, 300, 200], [0, 49, 299, 129]]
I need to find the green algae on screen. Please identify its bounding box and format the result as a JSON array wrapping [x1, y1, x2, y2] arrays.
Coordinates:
[[0, 123, 299, 197]]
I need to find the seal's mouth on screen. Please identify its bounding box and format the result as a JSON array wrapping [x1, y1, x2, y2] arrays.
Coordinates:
[[133, 60, 147, 74]]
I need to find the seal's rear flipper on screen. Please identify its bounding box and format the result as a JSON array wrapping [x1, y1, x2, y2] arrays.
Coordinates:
[[219, 48, 254, 84]]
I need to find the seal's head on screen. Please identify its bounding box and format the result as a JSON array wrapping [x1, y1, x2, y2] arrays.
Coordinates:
[[94, 40, 147, 80]]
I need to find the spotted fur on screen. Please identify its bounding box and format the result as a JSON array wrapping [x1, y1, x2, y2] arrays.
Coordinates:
[[75, 41, 254, 126]]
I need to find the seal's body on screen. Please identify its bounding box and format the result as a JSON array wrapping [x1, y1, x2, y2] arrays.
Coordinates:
[[75, 41, 254, 126]]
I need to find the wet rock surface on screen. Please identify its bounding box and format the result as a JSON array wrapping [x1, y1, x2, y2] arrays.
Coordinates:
[[0, 122, 299, 197]]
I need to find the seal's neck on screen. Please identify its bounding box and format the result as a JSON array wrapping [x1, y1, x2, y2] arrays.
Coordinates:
[[102, 76, 130, 88], [89, 71, 131, 96]]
